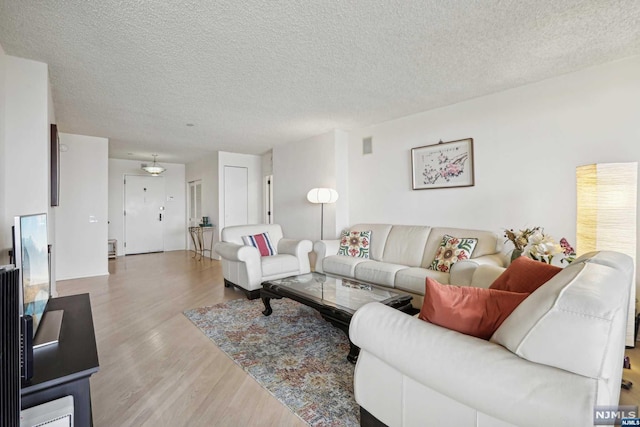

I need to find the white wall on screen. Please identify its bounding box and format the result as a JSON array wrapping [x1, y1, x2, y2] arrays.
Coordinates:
[[186, 152, 218, 256], [347, 56, 640, 295], [273, 130, 348, 241], [0, 52, 60, 290], [218, 151, 262, 230], [0, 43, 6, 264], [347, 56, 640, 235], [55, 133, 108, 280], [3, 56, 50, 240], [109, 158, 186, 256], [47, 79, 57, 292], [1, 54, 56, 292]]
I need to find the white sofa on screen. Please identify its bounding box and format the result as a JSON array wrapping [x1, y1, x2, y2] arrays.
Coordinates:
[[214, 224, 312, 299], [313, 224, 505, 306], [349, 251, 634, 427]]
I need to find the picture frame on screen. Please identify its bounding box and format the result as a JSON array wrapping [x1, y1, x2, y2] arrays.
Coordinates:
[[50, 124, 60, 206], [411, 138, 474, 190]]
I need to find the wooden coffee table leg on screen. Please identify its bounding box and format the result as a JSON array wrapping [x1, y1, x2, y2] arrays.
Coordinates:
[[262, 296, 273, 316]]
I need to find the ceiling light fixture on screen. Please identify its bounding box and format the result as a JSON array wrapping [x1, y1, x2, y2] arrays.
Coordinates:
[[142, 154, 166, 176]]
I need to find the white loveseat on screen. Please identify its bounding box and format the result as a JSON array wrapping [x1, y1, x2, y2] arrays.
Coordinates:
[[214, 224, 312, 299], [349, 251, 634, 427], [313, 224, 505, 306]]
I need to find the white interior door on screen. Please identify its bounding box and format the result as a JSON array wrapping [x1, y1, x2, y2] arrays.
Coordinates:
[[224, 166, 248, 227], [125, 175, 165, 254]]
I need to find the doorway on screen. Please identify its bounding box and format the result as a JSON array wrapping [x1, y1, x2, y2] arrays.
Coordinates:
[[124, 175, 165, 254], [188, 180, 202, 227]]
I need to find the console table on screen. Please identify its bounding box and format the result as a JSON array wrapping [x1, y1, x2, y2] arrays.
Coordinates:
[[21, 293, 100, 427], [189, 226, 215, 260]]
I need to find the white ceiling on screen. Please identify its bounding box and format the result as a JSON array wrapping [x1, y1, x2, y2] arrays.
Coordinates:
[[1, 1, 639, 164]]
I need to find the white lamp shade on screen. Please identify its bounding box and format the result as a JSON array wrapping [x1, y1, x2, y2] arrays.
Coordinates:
[[142, 165, 166, 176], [307, 188, 339, 204], [577, 162, 637, 346]]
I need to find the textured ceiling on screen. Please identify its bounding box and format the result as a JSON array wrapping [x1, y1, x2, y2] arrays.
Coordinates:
[[1, 1, 640, 164]]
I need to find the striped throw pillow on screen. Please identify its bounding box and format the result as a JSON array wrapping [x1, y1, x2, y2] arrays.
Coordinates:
[[242, 232, 277, 257]]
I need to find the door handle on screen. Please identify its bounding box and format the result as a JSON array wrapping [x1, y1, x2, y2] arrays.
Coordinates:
[[159, 213, 163, 222]]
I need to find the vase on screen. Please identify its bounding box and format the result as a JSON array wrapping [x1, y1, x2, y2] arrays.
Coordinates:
[[510, 249, 522, 263]]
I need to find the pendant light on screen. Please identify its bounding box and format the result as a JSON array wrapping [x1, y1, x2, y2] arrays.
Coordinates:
[[142, 154, 166, 176]]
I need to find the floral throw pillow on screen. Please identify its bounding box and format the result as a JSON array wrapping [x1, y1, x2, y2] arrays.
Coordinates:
[[338, 230, 371, 258], [429, 235, 478, 273]]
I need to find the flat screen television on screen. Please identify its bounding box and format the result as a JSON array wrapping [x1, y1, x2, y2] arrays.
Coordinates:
[[13, 213, 50, 339]]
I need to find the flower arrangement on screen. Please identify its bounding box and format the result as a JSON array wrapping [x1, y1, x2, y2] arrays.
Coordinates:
[[559, 237, 577, 264], [504, 227, 575, 264]]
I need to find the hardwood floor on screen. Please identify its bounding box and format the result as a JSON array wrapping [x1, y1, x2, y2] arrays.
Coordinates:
[[57, 250, 640, 426], [56, 251, 306, 427]]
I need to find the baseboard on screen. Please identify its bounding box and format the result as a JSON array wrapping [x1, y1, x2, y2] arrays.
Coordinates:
[[58, 271, 109, 281]]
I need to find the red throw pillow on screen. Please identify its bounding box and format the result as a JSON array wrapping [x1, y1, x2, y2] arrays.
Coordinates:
[[419, 278, 529, 340], [490, 256, 562, 294]]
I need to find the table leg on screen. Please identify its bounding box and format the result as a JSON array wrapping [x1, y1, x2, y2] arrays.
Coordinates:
[[262, 297, 273, 316], [188, 228, 198, 259]]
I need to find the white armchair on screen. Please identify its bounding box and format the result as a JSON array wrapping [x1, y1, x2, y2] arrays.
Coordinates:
[[214, 224, 312, 299]]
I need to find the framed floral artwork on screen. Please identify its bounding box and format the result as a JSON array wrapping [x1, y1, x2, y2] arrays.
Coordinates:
[[411, 138, 475, 190]]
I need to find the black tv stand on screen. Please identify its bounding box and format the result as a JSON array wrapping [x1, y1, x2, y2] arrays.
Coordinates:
[[21, 293, 100, 427]]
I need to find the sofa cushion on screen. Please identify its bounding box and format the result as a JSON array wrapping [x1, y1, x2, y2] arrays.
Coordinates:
[[323, 255, 368, 278], [395, 268, 450, 295], [354, 261, 408, 287], [349, 224, 393, 261], [491, 251, 634, 379], [381, 225, 431, 267], [489, 256, 561, 294], [242, 232, 277, 256], [429, 235, 478, 273], [422, 227, 498, 267], [419, 278, 529, 340], [261, 254, 299, 277], [338, 230, 372, 258]]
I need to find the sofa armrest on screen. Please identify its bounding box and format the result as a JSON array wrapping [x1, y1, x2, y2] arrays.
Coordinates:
[[278, 238, 312, 273], [350, 303, 596, 427], [313, 239, 340, 273], [470, 264, 506, 288], [214, 241, 260, 263], [449, 253, 506, 286]]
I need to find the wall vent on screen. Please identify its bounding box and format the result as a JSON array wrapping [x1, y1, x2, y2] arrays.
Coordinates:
[[362, 137, 373, 155]]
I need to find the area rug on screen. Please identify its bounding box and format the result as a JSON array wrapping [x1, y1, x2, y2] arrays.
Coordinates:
[[184, 298, 359, 427]]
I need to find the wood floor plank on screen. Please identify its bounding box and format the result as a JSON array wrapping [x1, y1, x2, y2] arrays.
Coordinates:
[[56, 251, 305, 427]]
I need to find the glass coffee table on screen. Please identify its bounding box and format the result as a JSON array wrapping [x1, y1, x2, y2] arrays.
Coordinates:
[[261, 272, 413, 363]]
